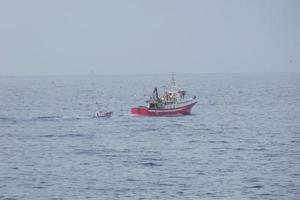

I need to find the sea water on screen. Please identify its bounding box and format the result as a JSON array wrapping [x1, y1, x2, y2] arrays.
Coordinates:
[[0, 73, 299, 200]]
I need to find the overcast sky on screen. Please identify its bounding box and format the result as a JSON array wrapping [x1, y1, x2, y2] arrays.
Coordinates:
[[0, 0, 299, 76]]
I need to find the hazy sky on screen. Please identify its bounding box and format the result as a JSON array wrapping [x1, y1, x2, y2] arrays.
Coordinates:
[[0, 0, 299, 76]]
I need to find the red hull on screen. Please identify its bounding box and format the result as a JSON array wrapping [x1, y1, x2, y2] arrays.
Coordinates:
[[131, 101, 197, 116]]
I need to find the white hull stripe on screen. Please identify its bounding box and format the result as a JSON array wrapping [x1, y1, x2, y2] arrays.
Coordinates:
[[148, 101, 197, 113]]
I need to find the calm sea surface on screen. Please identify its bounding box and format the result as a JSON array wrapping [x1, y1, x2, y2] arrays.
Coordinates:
[[0, 73, 299, 200]]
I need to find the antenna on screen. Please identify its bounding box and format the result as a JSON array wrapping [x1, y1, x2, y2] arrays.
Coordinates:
[[171, 72, 176, 87]]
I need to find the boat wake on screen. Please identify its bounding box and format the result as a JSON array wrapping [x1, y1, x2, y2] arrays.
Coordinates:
[[0, 115, 92, 124]]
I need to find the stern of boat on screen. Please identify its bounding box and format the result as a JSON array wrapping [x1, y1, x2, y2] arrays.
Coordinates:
[[131, 106, 149, 116]]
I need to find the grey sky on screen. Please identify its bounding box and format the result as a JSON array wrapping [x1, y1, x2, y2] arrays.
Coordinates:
[[0, 0, 299, 76]]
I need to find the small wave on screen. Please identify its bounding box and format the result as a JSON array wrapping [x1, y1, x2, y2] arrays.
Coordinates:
[[38, 115, 80, 120], [58, 133, 85, 137], [291, 140, 300, 143], [258, 193, 271, 196], [10, 167, 19, 170], [141, 157, 165, 162], [40, 134, 55, 138], [80, 162, 90, 166], [33, 116, 62, 122], [32, 186, 45, 189], [231, 126, 241, 130], [198, 128, 211, 131], [220, 140, 229, 143], [36, 116, 60, 119], [140, 127, 159, 132], [246, 177, 261, 183], [40, 133, 85, 138], [264, 153, 279, 158], [173, 123, 184, 127], [232, 112, 246, 117], [62, 115, 90, 120], [0, 117, 9, 121], [156, 183, 174, 187], [20, 115, 92, 122], [250, 185, 264, 189], [254, 148, 266, 151], [0, 117, 17, 123], [141, 162, 162, 167], [75, 149, 102, 156], [125, 178, 137, 182]]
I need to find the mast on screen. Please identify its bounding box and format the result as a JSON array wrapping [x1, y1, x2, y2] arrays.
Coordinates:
[[171, 72, 176, 87]]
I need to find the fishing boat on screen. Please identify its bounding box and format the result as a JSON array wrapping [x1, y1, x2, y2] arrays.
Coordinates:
[[131, 74, 197, 116]]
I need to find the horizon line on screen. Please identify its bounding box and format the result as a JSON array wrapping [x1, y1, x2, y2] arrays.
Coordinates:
[[0, 71, 299, 77]]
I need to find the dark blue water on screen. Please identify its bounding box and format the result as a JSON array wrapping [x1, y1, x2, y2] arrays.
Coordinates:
[[0, 73, 299, 200]]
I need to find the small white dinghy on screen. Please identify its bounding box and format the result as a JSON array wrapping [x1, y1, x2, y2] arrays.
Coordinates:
[[95, 111, 113, 118]]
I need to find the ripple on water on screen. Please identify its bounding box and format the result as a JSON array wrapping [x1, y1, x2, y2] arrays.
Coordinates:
[[141, 162, 163, 167]]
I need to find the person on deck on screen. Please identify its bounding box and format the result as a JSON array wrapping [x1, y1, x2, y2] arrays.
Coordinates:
[[153, 87, 159, 100]]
